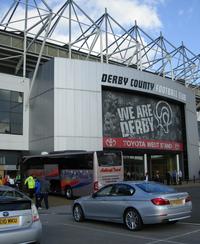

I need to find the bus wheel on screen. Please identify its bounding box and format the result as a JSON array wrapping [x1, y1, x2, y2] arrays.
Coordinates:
[[65, 186, 73, 199], [73, 204, 84, 222]]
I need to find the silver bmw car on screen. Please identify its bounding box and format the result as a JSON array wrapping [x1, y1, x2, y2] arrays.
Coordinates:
[[73, 181, 192, 230]]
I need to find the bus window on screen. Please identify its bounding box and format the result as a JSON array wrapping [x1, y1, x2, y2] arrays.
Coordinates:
[[97, 152, 121, 167]]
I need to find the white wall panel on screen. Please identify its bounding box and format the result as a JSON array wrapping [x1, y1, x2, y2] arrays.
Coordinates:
[[54, 58, 102, 151], [54, 88, 102, 150], [54, 58, 100, 92]]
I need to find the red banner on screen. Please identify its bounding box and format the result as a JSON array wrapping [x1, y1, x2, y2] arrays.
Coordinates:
[[103, 137, 183, 151]]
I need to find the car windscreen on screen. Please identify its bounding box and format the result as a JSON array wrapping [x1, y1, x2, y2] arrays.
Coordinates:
[[136, 182, 177, 193]]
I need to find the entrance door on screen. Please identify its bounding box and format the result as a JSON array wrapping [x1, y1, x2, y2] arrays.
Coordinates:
[[150, 155, 176, 182], [123, 156, 144, 180]]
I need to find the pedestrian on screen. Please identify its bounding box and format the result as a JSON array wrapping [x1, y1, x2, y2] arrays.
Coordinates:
[[24, 175, 35, 198], [8, 175, 15, 187], [178, 170, 183, 185], [3, 175, 9, 185], [40, 177, 50, 209], [166, 171, 171, 185], [35, 177, 42, 209], [0, 175, 3, 185], [144, 172, 149, 182], [154, 170, 161, 182], [172, 170, 177, 185]]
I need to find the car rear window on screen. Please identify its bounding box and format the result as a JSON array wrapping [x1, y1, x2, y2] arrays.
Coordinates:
[[0, 199, 31, 211], [136, 182, 177, 193]]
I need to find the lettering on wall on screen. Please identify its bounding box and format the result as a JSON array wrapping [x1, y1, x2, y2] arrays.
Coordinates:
[[102, 90, 183, 151], [101, 73, 186, 102]]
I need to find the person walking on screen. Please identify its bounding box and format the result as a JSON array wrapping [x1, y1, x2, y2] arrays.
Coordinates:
[[24, 175, 35, 198], [35, 177, 41, 209], [40, 177, 50, 209]]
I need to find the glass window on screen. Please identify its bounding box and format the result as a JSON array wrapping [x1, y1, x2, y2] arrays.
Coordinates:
[[111, 184, 134, 196], [0, 90, 10, 101], [11, 91, 23, 103], [136, 182, 176, 193], [0, 123, 10, 133], [10, 102, 23, 113], [96, 185, 113, 196], [97, 151, 121, 166], [0, 89, 23, 135], [0, 101, 10, 112]]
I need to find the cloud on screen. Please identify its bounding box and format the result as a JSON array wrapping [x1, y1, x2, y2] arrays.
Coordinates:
[[75, 0, 163, 30]]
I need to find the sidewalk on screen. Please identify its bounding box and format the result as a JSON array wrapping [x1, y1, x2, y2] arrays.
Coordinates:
[[173, 180, 200, 188]]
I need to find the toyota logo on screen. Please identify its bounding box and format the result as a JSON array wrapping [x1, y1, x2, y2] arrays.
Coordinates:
[[3, 212, 9, 217], [105, 138, 116, 147]]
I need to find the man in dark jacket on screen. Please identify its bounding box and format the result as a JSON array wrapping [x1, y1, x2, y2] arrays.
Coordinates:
[[40, 177, 50, 209], [35, 177, 41, 209]]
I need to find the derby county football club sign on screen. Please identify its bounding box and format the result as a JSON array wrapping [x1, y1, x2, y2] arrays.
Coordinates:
[[102, 90, 183, 151]]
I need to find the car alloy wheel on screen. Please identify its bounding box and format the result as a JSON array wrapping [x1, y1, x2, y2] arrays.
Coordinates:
[[124, 208, 142, 231], [73, 204, 84, 222]]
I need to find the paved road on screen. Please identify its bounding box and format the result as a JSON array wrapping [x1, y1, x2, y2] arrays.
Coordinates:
[[39, 184, 200, 244]]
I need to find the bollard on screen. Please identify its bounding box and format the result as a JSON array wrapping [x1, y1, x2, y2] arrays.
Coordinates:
[[193, 175, 196, 183]]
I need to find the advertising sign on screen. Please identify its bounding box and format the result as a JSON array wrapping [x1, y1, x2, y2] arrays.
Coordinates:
[[102, 90, 183, 151]]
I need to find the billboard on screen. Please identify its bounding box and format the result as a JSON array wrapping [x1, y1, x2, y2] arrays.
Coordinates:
[[102, 90, 183, 151]]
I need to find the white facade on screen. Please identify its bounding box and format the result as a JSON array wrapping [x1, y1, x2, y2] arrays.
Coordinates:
[[0, 73, 29, 151], [28, 58, 200, 179], [0, 58, 199, 179]]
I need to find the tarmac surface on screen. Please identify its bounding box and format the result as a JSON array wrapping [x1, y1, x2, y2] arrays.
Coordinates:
[[38, 180, 200, 215], [38, 181, 200, 244]]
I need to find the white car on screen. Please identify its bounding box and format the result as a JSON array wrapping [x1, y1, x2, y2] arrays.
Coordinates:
[[0, 185, 42, 244]]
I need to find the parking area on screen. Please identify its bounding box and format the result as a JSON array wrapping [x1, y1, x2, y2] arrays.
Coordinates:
[[39, 206, 200, 244], [38, 184, 200, 244]]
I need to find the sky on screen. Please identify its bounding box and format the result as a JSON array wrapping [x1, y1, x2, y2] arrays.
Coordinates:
[[0, 0, 200, 55]]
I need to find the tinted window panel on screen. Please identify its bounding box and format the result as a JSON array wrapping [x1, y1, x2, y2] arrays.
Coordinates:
[[0, 200, 31, 211], [97, 152, 121, 166], [0, 123, 10, 133], [11, 91, 23, 103], [0, 101, 10, 112], [10, 102, 23, 113], [0, 90, 10, 101], [96, 185, 113, 196], [136, 182, 176, 193]]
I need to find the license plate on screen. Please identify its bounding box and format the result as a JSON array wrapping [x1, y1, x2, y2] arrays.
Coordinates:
[[0, 217, 19, 225], [170, 199, 183, 206]]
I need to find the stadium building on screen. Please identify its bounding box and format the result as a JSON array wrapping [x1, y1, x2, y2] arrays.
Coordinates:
[[0, 0, 200, 181]]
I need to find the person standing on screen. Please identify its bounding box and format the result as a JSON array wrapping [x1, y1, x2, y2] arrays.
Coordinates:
[[166, 171, 171, 185], [40, 177, 50, 209], [172, 170, 177, 185], [178, 170, 183, 185], [0, 175, 3, 185], [154, 170, 161, 182], [145, 172, 149, 182], [35, 177, 41, 209], [24, 175, 35, 198]]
